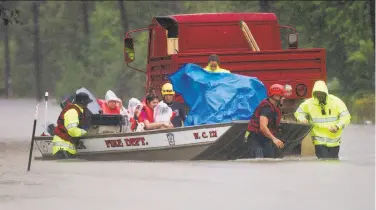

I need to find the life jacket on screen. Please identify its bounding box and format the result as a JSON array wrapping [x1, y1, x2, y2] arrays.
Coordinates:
[[97, 99, 121, 114], [130, 117, 137, 131], [130, 114, 140, 131], [54, 103, 85, 143], [247, 99, 282, 135], [171, 111, 177, 121], [141, 98, 147, 108], [140, 106, 154, 123]]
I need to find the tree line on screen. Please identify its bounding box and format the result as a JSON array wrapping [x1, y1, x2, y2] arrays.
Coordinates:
[[0, 0, 374, 123]]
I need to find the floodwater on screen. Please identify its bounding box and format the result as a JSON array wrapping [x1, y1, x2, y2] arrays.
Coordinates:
[[0, 99, 375, 210]]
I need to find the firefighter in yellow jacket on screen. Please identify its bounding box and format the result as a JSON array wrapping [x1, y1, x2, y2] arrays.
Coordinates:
[[204, 54, 231, 73], [52, 92, 93, 159], [294, 80, 351, 159]]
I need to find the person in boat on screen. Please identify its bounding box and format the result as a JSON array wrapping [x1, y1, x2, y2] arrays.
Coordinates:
[[97, 90, 126, 115], [139, 93, 173, 130], [141, 87, 156, 107], [128, 98, 144, 132], [52, 92, 93, 159], [161, 82, 186, 128], [294, 80, 351, 160], [244, 84, 287, 158], [204, 54, 231, 73]]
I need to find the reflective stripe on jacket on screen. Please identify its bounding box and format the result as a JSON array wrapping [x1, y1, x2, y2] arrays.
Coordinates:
[[294, 81, 351, 147], [52, 135, 77, 155]]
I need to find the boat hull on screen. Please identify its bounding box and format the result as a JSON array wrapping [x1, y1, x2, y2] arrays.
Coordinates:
[[34, 121, 313, 161]]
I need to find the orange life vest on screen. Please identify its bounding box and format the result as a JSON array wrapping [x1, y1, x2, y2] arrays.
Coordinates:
[[141, 98, 147, 107], [140, 106, 154, 123], [130, 114, 141, 131], [54, 103, 85, 143], [130, 117, 137, 131]]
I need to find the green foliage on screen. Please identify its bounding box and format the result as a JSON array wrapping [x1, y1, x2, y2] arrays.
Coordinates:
[[0, 1, 21, 25], [349, 93, 375, 124], [327, 77, 341, 95], [0, 1, 374, 121], [346, 39, 375, 92]]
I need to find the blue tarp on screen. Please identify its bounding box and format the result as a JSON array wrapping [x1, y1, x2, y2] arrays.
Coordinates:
[[169, 63, 268, 126]]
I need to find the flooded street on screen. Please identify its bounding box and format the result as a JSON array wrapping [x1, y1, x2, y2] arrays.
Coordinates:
[[0, 99, 374, 210]]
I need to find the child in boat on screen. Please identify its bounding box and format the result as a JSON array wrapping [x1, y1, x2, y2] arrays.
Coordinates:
[[139, 93, 173, 130], [97, 90, 126, 115], [154, 100, 174, 125], [128, 98, 144, 132]]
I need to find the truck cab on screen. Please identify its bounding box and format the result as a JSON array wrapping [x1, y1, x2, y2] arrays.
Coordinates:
[[124, 12, 326, 116]]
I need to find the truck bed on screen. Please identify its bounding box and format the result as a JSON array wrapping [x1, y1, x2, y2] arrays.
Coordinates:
[[148, 48, 326, 100]]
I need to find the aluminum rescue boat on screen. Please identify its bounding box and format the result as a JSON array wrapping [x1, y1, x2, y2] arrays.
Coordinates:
[[33, 87, 313, 161], [34, 120, 312, 161]]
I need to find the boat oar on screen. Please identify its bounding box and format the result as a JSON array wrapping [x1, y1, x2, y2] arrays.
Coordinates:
[[27, 103, 40, 172]]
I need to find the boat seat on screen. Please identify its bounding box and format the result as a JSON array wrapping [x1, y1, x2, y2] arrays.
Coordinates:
[[88, 114, 129, 134]]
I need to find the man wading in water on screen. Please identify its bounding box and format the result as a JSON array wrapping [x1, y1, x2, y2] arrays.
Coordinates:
[[244, 84, 289, 158]]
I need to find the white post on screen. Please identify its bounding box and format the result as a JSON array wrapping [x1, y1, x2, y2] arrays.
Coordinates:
[[44, 92, 49, 131]]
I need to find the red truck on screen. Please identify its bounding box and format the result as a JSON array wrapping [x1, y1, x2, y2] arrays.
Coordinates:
[[124, 12, 326, 117], [123, 12, 326, 156]]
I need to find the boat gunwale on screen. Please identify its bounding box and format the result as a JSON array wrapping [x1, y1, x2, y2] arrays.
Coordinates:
[[33, 120, 305, 141], [34, 121, 239, 140], [37, 141, 214, 157]]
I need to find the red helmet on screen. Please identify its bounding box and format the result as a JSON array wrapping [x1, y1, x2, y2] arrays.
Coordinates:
[[268, 84, 286, 97]]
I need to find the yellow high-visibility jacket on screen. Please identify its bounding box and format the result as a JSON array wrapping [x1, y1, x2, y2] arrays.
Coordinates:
[[204, 65, 231, 73], [52, 104, 87, 155], [294, 81, 351, 147]]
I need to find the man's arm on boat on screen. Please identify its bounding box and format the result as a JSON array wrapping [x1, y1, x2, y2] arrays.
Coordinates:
[[64, 109, 87, 137], [144, 120, 169, 130]]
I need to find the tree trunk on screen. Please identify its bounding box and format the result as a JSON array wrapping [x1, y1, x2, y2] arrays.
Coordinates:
[[259, 0, 270, 12], [33, 2, 42, 101], [3, 24, 12, 98], [370, 0, 375, 45], [117, 0, 130, 100], [118, 0, 129, 35], [166, 1, 183, 14], [174, 1, 184, 13], [82, 1, 89, 69]]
